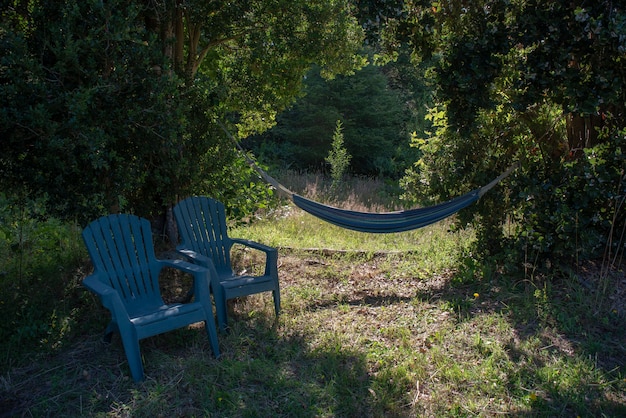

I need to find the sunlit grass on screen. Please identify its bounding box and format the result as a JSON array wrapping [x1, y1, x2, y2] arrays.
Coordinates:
[[5, 237, 626, 417], [233, 205, 475, 263]]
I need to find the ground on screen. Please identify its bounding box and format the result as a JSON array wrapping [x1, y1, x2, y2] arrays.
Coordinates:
[[2, 249, 625, 417]]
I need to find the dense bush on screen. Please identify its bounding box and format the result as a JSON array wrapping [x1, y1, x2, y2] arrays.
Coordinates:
[[1, 0, 364, 224], [401, 100, 625, 268], [513, 125, 626, 263], [396, 1, 626, 267]]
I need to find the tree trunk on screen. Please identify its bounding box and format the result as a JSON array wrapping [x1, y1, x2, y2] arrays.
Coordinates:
[[174, 0, 185, 73], [148, 1, 185, 245], [566, 113, 604, 157], [165, 204, 178, 245]]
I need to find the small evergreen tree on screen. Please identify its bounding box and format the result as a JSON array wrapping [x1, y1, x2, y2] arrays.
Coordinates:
[[326, 120, 352, 192], [248, 58, 423, 178]]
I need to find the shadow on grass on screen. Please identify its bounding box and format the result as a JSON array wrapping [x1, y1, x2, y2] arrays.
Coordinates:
[[3, 253, 625, 417], [290, 251, 626, 416], [0, 310, 377, 417]]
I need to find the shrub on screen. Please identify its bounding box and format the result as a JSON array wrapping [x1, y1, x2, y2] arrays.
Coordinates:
[[0, 194, 88, 365]]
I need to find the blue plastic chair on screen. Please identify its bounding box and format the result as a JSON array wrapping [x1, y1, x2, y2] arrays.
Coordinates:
[[174, 197, 280, 331], [82, 214, 220, 382]]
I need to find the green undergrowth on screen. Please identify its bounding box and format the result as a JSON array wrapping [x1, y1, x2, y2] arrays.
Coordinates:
[[1, 190, 624, 417], [0, 195, 91, 367]]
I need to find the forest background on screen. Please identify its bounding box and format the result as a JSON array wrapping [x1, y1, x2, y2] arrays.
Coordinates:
[[2, 0, 624, 260]]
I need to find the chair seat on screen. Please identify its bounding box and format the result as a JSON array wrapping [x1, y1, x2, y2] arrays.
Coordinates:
[[219, 274, 273, 289], [129, 302, 202, 325]]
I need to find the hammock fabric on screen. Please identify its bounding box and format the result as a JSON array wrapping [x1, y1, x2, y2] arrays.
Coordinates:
[[219, 121, 518, 234], [291, 164, 517, 233], [292, 190, 479, 233]]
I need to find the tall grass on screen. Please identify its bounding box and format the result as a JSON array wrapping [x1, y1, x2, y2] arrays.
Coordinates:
[[233, 209, 476, 282], [238, 168, 463, 257], [269, 169, 405, 211]]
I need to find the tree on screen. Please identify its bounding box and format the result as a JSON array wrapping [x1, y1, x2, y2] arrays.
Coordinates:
[[1, 0, 182, 220], [0, 0, 365, 224], [391, 1, 626, 261], [326, 120, 352, 192], [247, 57, 420, 178]]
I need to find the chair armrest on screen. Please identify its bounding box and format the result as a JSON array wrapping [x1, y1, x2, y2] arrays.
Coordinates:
[[230, 238, 278, 278], [161, 256, 217, 297], [230, 238, 277, 255], [175, 249, 216, 269], [160, 258, 210, 275], [83, 274, 128, 317]]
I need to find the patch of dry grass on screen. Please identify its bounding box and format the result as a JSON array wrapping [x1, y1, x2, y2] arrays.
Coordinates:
[[270, 169, 403, 212]]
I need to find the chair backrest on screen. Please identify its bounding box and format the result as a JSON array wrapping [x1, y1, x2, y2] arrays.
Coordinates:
[[174, 197, 233, 274], [82, 214, 163, 307]]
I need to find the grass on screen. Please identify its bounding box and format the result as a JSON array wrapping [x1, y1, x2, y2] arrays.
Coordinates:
[[1, 178, 625, 417]]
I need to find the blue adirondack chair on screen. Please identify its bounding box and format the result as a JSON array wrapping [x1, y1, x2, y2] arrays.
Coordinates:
[[82, 214, 220, 382], [173, 196, 280, 331]]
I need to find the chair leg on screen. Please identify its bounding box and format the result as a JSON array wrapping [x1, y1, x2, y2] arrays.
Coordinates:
[[119, 330, 144, 382], [273, 288, 281, 317], [214, 289, 228, 332], [204, 318, 221, 358], [103, 322, 118, 344]]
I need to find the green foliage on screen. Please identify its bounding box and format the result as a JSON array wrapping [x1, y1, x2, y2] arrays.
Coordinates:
[[196, 148, 279, 222], [0, 194, 88, 360], [198, 0, 367, 134], [1, 0, 365, 223], [396, 1, 626, 263], [1, 0, 189, 221], [513, 124, 626, 262], [247, 56, 423, 178], [325, 120, 352, 191], [403, 97, 626, 264]]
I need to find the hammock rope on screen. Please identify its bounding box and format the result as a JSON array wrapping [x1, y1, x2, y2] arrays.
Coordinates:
[[218, 121, 518, 233]]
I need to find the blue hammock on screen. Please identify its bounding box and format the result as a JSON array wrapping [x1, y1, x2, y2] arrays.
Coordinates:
[[220, 121, 518, 234], [259, 164, 517, 233], [292, 189, 481, 233]]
